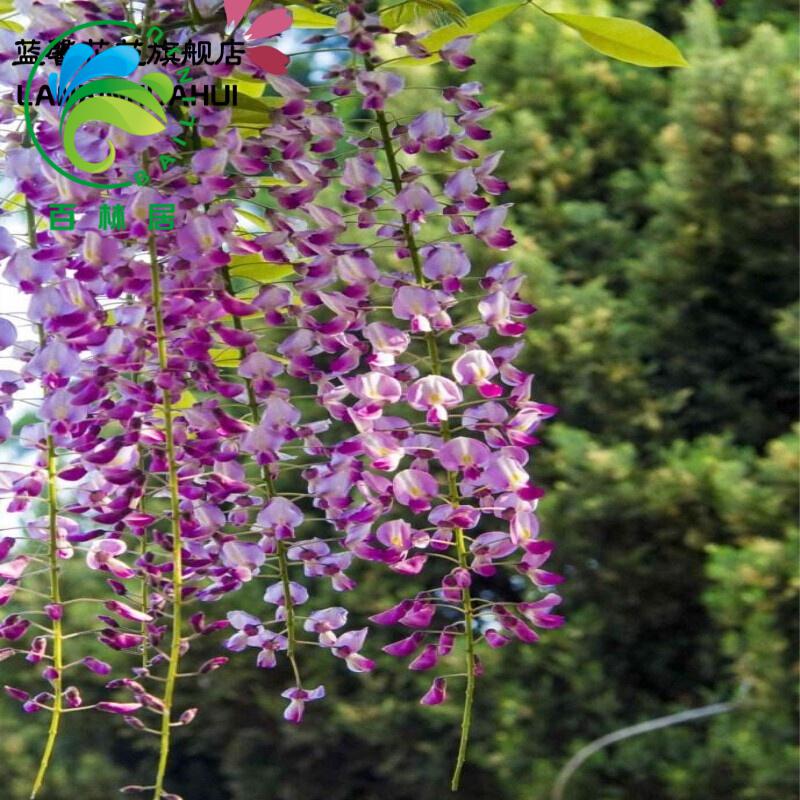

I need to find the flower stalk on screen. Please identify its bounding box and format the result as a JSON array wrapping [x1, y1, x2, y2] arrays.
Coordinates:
[[25, 198, 65, 800], [29, 364, 65, 800], [221, 267, 303, 688], [147, 234, 185, 800], [373, 92, 477, 791]]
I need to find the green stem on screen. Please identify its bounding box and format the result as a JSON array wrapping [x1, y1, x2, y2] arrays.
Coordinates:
[[449, 470, 476, 792], [148, 235, 185, 800], [30, 386, 64, 800], [25, 198, 64, 800], [221, 269, 303, 687], [373, 93, 477, 792], [277, 539, 302, 685], [187, 0, 202, 27], [140, 499, 150, 671], [131, 355, 150, 671]]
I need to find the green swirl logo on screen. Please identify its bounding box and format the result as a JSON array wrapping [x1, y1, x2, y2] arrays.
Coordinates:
[[24, 21, 175, 189]]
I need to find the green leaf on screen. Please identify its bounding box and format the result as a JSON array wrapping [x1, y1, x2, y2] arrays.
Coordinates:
[[0, 19, 23, 32], [289, 5, 337, 28], [229, 255, 295, 283], [229, 72, 267, 98], [545, 12, 688, 68], [230, 94, 284, 127], [2, 192, 25, 212], [234, 209, 269, 231], [209, 347, 241, 369], [155, 390, 196, 417], [211, 347, 288, 370], [381, 0, 466, 30], [253, 177, 292, 187], [173, 390, 196, 410], [392, 2, 524, 67]]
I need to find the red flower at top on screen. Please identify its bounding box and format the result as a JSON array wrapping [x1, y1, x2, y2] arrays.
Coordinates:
[[224, 0, 293, 74]]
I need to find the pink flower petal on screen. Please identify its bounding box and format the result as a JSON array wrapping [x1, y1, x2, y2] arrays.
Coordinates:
[[0, 556, 29, 580], [224, 0, 251, 28], [247, 45, 291, 75], [245, 7, 293, 41]]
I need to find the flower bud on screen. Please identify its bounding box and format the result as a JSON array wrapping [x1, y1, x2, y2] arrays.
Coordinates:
[[199, 656, 228, 673], [64, 686, 82, 708], [178, 708, 198, 725]]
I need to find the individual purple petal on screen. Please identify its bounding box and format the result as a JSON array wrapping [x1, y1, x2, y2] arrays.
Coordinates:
[[81, 656, 112, 676], [394, 183, 439, 223], [86, 539, 135, 579], [0, 318, 17, 350], [97, 701, 143, 714], [474, 204, 516, 249], [227, 610, 262, 630], [420, 677, 447, 705], [407, 110, 452, 153], [199, 657, 229, 674], [382, 631, 424, 657], [221, 540, 265, 581], [104, 601, 152, 623], [369, 599, 413, 625], [510, 510, 540, 546], [375, 519, 414, 551], [331, 628, 375, 672], [485, 628, 512, 648], [0, 556, 30, 580], [257, 497, 303, 538], [518, 593, 565, 629], [64, 686, 82, 708], [421, 243, 471, 291], [398, 601, 436, 628], [355, 71, 404, 110], [408, 644, 438, 671]]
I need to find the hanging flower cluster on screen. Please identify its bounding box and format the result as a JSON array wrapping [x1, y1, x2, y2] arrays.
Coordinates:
[[0, 0, 690, 797]]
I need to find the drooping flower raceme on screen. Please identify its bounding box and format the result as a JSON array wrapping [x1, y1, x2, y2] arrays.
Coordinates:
[[213, 4, 565, 791]]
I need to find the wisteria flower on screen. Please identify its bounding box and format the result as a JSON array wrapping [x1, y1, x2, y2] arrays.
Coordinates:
[[441, 36, 476, 71], [407, 376, 463, 424], [281, 685, 326, 724], [356, 71, 404, 110], [224, 611, 265, 652], [303, 607, 348, 646], [452, 350, 502, 397], [328, 628, 374, 672], [393, 469, 440, 513], [86, 539, 135, 579]]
